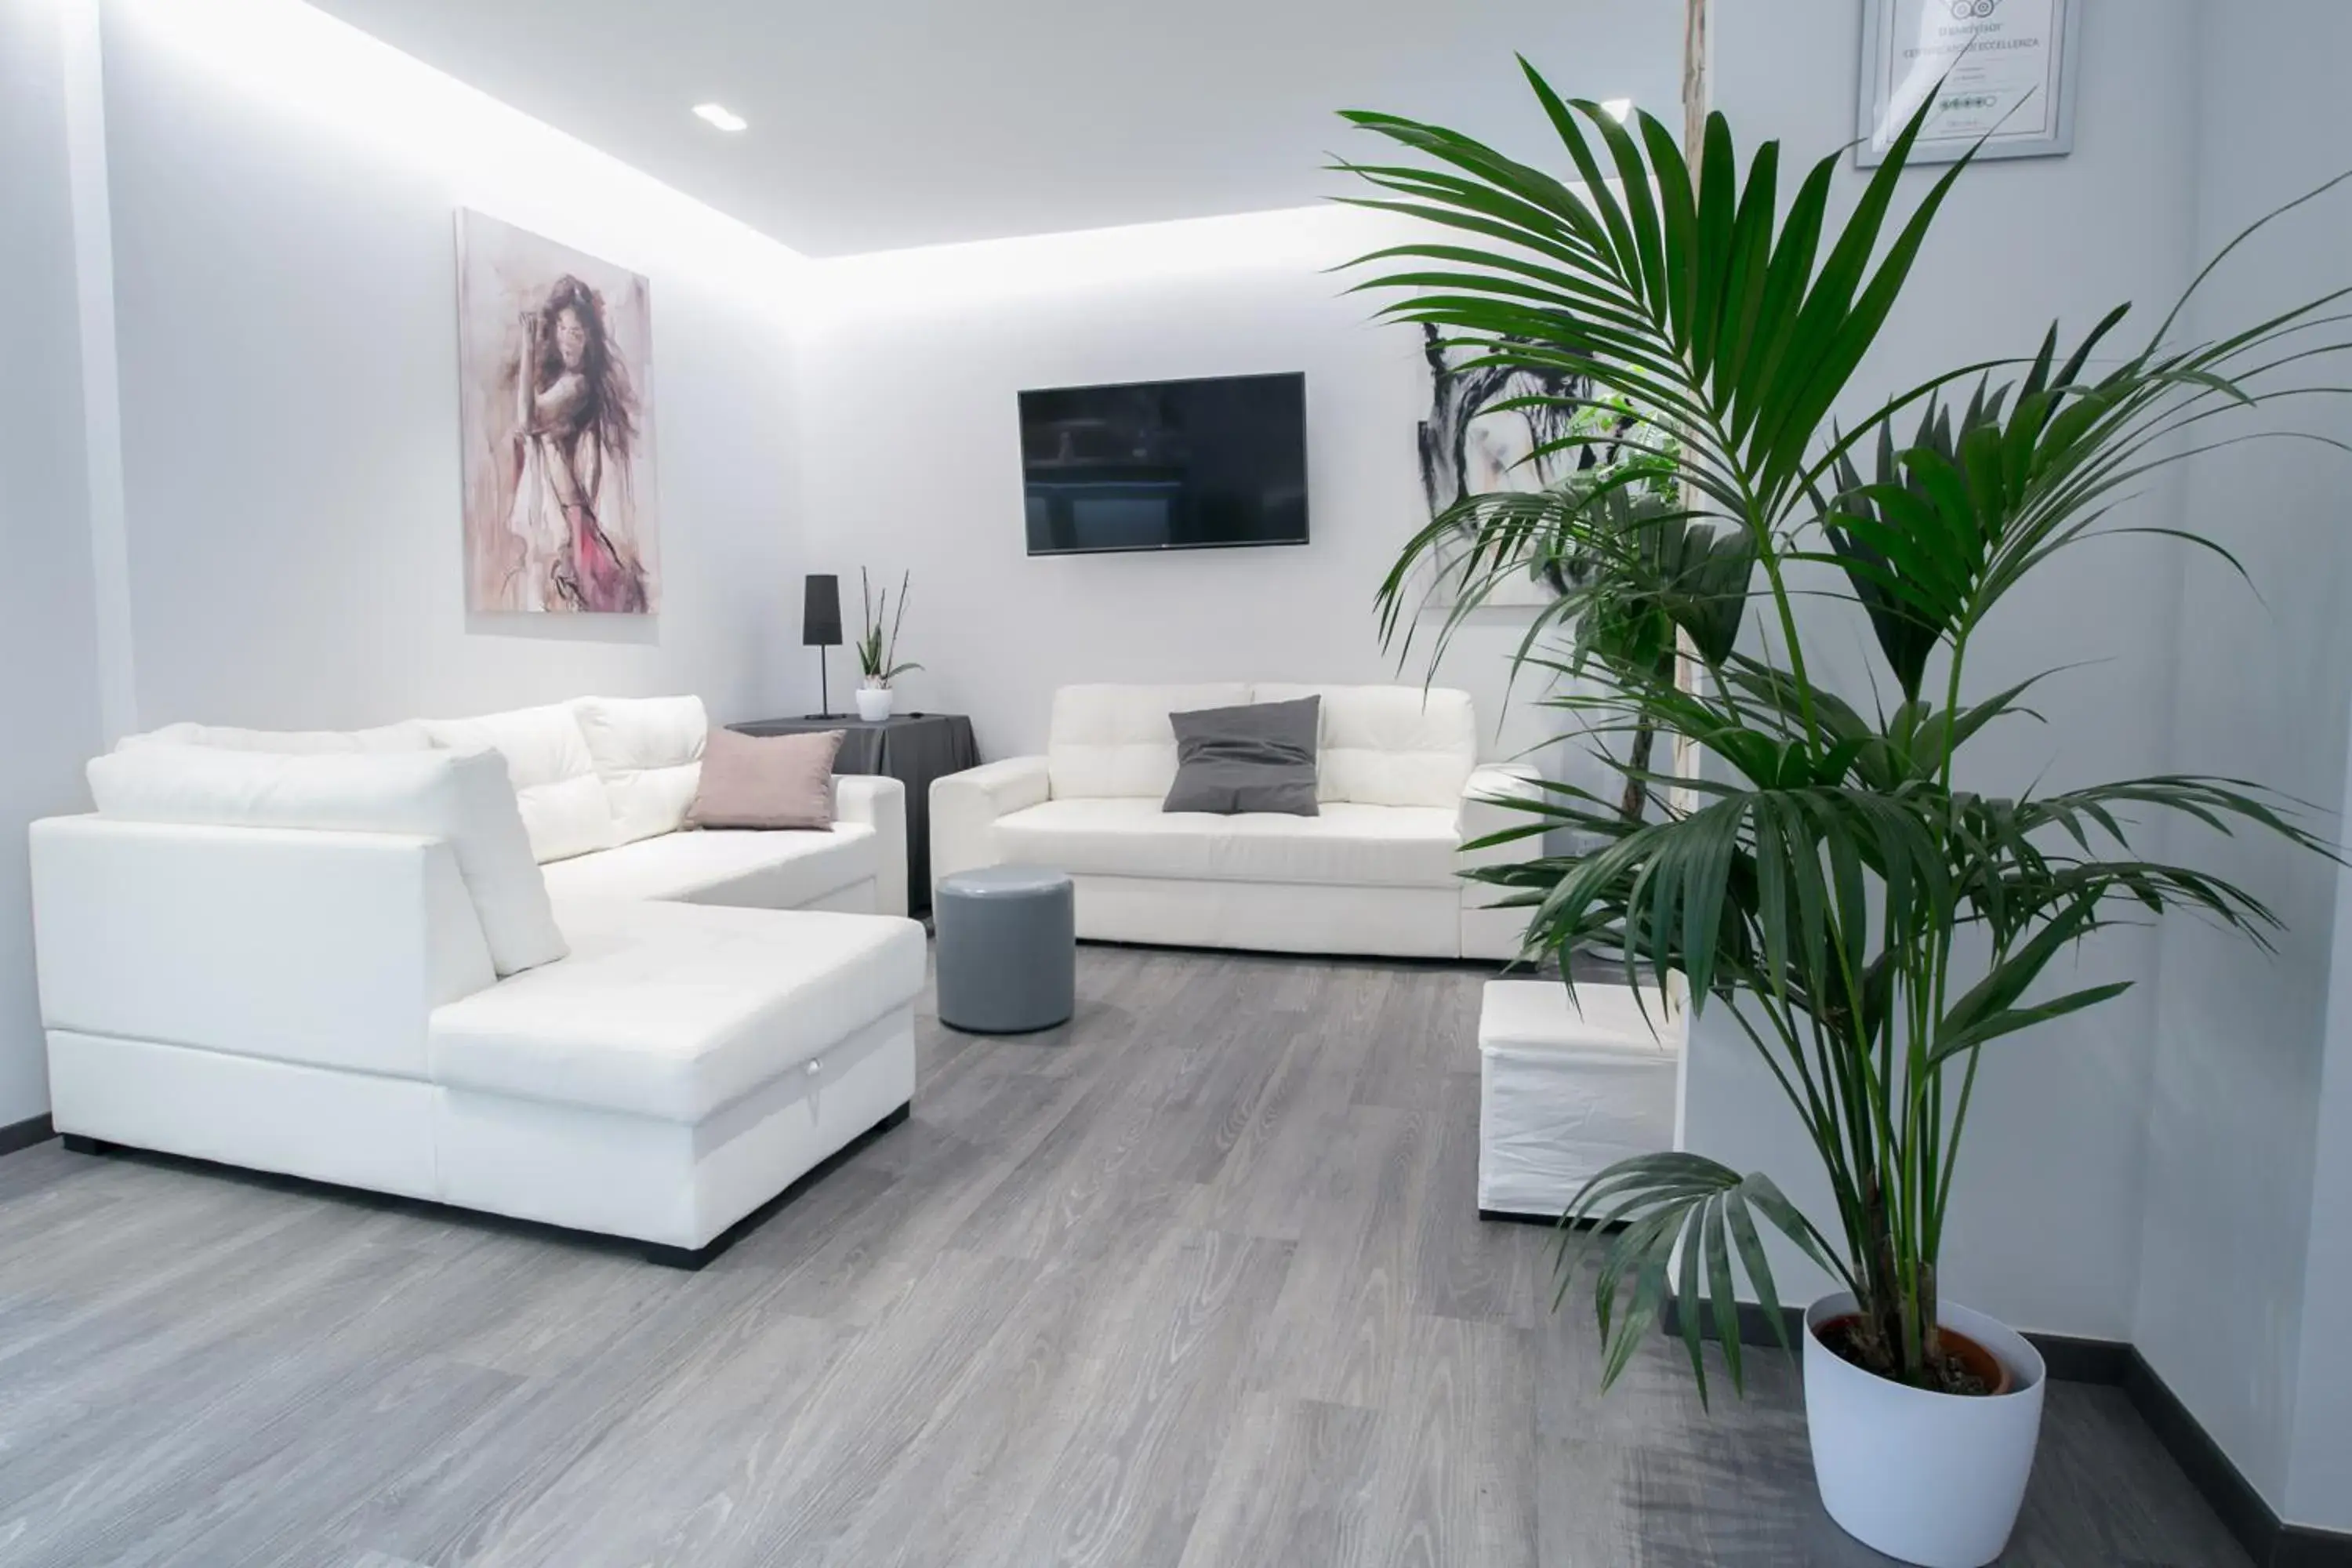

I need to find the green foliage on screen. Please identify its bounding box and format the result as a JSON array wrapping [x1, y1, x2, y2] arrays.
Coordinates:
[[856, 567, 923, 684], [1343, 59, 2349, 1396]]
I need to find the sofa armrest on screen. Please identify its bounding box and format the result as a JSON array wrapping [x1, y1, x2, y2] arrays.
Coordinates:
[[1460, 765, 1546, 868], [29, 815, 495, 1080], [930, 755, 1050, 888], [1459, 766, 1546, 961], [833, 775, 909, 917]]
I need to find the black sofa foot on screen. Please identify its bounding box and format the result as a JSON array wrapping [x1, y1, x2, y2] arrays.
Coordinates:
[[641, 1238, 721, 1271], [60, 1134, 112, 1156]]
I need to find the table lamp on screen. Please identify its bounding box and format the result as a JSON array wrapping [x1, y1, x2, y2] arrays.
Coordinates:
[[803, 573, 843, 717]]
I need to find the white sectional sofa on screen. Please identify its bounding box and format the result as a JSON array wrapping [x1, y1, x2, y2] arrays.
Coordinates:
[[29, 695, 924, 1266], [931, 683, 1537, 960]]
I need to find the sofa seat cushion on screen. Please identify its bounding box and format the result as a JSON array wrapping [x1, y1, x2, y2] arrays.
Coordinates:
[[429, 902, 926, 1123], [539, 823, 877, 911], [993, 797, 1464, 887]]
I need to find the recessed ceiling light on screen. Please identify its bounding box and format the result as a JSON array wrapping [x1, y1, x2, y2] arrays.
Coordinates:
[[692, 103, 747, 132], [1601, 97, 1635, 123]]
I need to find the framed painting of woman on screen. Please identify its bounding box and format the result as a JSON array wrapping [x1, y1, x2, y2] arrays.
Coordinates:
[[456, 211, 659, 615]]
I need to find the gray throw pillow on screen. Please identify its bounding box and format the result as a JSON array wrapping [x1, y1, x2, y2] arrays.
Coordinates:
[[1163, 696, 1320, 816]]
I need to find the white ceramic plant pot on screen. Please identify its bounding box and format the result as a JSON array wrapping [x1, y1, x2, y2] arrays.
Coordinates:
[[855, 684, 894, 721], [1803, 1291, 2046, 1568]]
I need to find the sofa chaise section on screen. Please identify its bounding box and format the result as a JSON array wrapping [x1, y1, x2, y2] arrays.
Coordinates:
[[430, 900, 924, 1260]]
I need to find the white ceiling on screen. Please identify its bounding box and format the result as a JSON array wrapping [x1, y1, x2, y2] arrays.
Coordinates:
[[308, 0, 1683, 256]]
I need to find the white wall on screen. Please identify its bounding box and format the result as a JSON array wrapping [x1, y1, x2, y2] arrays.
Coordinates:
[[794, 205, 1584, 775], [2145, 0, 2352, 1531], [95, 0, 814, 735], [1679, 0, 2201, 1342], [0, 0, 107, 1128]]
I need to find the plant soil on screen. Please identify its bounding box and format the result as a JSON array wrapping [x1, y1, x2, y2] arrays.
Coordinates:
[[1815, 1314, 2012, 1397]]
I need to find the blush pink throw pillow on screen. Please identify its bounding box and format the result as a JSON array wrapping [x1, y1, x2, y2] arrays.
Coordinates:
[[685, 727, 842, 830]]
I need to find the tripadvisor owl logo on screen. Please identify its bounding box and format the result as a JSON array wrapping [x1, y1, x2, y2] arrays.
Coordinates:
[[1948, 0, 2002, 17]]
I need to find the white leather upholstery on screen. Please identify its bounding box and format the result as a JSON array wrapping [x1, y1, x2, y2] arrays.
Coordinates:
[[1070, 874, 1465, 958], [49, 1010, 918, 1251], [931, 755, 1050, 885], [84, 746, 566, 977], [430, 902, 926, 1123], [995, 798, 1462, 887], [1046, 683, 1250, 799], [540, 822, 879, 913], [1252, 683, 1478, 807], [1459, 764, 1544, 960], [34, 690, 926, 1254], [932, 681, 1523, 960], [833, 775, 909, 918], [48, 1029, 445, 1200], [572, 695, 707, 846], [435, 1006, 915, 1249], [31, 817, 494, 1076], [117, 720, 434, 754], [423, 702, 617, 865]]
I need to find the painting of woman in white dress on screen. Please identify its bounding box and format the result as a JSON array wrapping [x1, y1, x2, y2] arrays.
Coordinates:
[[456, 211, 658, 614]]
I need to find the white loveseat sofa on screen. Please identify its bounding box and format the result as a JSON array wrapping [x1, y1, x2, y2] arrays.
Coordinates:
[[28, 695, 924, 1266], [931, 683, 1537, 960]]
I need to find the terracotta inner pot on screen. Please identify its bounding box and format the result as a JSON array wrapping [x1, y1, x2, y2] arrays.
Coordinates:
[[1815, 1313, 2015, 1397]]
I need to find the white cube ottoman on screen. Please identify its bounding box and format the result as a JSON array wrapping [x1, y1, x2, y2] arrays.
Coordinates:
[[1476, 978, 1680, 1221]]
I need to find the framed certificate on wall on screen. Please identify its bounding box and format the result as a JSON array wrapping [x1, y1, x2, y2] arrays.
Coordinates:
[[1856, 0, 2082, 166]]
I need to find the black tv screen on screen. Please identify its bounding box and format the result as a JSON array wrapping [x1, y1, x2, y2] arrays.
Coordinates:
[[1020, 372, 1308, 555]]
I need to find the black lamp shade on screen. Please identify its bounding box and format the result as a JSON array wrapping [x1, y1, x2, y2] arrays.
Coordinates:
[[802, 574, 842, 647]]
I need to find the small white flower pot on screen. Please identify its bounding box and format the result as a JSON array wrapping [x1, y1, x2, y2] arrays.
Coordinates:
[[1803, 1291, 2046, 1568], [855, 685, 894, 721]]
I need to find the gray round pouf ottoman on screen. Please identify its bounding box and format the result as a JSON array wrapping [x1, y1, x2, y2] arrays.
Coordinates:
[[935, 865, 1076, 1034]]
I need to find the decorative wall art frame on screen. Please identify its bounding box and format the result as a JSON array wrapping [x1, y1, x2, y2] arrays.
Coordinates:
[[1414, 325, 1670, 608], [456, 210, 660, 615], [1855, 0, 2082, 167]]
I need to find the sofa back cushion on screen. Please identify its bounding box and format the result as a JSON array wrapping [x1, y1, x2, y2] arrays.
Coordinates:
[[117, 720, 433, 755], [422, 703, 615, 863], [1250, 684, 1476, 807], [86, 745, 567, 978], [572, 695, 707, 844], [1047, 684, 1250, 799]]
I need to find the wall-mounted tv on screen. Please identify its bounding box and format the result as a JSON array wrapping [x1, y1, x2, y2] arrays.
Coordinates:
[[1019, 372, 1308, 556]]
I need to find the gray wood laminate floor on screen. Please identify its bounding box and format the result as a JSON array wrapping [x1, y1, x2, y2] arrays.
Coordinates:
[[0, 944, 2245, 1566]]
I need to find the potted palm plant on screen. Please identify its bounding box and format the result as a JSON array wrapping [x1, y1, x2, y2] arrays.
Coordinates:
[[853, 567, 921, 720], [1345, 63, 2344, 1568]]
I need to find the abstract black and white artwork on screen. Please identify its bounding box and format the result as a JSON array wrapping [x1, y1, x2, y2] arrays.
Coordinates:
[[1414, 324, 1638, 604], [1418, 323, 1591, 518]]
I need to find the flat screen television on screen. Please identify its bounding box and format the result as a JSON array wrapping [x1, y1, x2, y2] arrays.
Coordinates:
[[1019, 372, 1308, 555]]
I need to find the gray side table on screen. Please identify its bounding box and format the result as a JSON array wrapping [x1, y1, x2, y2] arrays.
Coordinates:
[[731, 712, 978, 915]]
